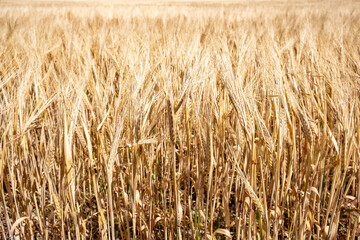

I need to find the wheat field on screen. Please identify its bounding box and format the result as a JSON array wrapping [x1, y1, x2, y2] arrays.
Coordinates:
[[0, 1, 360, 239]]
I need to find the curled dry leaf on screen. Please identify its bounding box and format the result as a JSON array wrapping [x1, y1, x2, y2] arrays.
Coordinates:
[[10, 217, 30, 236]]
